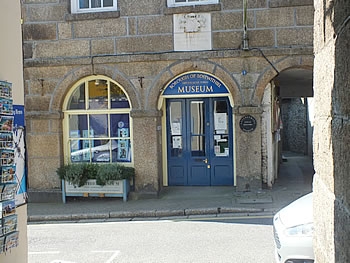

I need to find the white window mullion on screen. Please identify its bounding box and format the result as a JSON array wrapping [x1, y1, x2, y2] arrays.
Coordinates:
[[71, 0, 118, 14]]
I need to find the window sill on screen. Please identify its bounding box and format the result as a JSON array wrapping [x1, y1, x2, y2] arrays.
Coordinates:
[[65, 10, 120, 21], [269, 0, 313, 8], [163, 3, 221, 15]]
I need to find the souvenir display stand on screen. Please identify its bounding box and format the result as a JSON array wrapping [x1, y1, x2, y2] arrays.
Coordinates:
[[0, 81, 19, 254]]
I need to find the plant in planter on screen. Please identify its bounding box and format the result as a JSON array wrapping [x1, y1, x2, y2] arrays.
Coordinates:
[[96, 163, 134, 186], [57, 163, 134, 186]]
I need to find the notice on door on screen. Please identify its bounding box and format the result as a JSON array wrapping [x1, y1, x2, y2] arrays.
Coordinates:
[[172, 136, 182, 149]]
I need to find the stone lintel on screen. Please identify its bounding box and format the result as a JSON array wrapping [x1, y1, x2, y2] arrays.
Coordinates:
[[23, 47, 313, 68], [163, 4, 221, 15]]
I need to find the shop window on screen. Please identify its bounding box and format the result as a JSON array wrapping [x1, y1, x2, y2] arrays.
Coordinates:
[[64, 76, 132, 164], [167, 0, 218, 7], [71, 0, 118, 14]]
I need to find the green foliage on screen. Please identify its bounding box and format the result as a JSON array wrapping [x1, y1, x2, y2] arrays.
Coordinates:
[[57, 162, 134, 187], [96, 163, 134, 186]]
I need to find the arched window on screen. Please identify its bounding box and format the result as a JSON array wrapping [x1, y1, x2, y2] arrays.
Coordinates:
[[63, 76, 132, 164]]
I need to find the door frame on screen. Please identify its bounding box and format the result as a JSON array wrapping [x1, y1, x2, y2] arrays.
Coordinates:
[[158, 71, 236, 186]]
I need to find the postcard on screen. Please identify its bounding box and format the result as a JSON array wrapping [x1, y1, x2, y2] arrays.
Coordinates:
[[0, 184, 16, 201], [1, 200, 15, 217], [5, 231, 19, 251], [0, 132, 13, 149], [2, 215, 17, 235], [0, 98, 13, 115], [0, 116, 13, 132], [0, 81, 12, 99]]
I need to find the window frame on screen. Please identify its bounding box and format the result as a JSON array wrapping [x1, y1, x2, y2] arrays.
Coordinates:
[[167, 0, 219, 8], [63, 76, 133, 165], [71, 0, 118, 14]]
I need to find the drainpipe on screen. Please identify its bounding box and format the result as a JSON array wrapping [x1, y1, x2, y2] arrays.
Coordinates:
[[242, 0, 249, 50]]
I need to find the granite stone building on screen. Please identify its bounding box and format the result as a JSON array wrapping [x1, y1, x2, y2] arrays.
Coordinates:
[[22, 0, 315, 199], [313, 0, 350, 262]]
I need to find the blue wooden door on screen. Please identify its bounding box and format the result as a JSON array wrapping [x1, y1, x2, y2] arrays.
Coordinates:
[[167, 98, 233, 186]]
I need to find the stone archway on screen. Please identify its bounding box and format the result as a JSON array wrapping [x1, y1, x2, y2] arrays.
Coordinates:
[[50, 65, 140, 113], [148, 60, 242, 111], [252, 55, 313, 105]]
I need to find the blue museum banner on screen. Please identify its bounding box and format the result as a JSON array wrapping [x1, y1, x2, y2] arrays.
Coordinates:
[[13, 105, 27, 205], [163, 72, 229, 96]]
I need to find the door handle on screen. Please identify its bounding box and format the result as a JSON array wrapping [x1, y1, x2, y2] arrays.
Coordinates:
[[203, 158, 208, 164]]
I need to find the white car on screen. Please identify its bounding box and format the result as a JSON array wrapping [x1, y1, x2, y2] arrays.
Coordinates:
[[273, 192, 314, 263]]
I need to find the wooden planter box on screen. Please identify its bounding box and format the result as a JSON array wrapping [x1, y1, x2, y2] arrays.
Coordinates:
[[61, 179, 130, 203]]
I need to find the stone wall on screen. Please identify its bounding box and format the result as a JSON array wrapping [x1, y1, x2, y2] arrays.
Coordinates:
[[21, 0, 314, 194], [281, 98, 307, 154], [313, 0, 350, 262]]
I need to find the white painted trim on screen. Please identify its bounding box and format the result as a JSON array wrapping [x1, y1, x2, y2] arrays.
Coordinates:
[[167, 0, 218, 8], [71, 0, 118, 14]]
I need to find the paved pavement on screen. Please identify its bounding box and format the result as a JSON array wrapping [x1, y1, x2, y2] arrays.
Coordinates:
[[27, 153, 314, 223]]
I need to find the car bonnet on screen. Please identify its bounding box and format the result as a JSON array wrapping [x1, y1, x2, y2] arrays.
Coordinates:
[[278, 192, 313, 228]]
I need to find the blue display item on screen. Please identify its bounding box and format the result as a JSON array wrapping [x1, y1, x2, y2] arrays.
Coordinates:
[[13, 105, 24, 129], [163, 72, 229, 96]]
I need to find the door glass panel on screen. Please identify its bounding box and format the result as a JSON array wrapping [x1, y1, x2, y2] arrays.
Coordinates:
[[213, 100, 229, 157], [190, 101, 205, 156], [191, 136, 205, 156], [169, 101, 182, 157]]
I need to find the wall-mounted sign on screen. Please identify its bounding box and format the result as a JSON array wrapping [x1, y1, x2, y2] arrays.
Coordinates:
[[239, 115, 257, 132], [163, 72, 229, 96]]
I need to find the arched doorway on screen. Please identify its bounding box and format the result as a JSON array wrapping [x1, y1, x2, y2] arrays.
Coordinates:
[[159, 71, 235, 186]]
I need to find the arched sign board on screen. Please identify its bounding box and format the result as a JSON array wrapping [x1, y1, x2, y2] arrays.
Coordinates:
[[239, 115, 257, 132], [162, 72, 230, 96]]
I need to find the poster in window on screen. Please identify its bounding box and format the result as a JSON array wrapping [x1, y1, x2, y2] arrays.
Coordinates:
[[214, 113, 227, 132], [172, 136, 182, 149], [82, 130, 94, 161], [118, 128, 129, 138], [70, 130, 80, 153], [171, 122, 181, 135], [117, 140, 129, 161]]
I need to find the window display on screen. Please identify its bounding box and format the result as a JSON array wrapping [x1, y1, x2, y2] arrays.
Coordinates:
[[65, 77, 132, 164]]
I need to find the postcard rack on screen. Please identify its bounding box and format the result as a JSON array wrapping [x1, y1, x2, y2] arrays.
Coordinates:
[[0, 81, 19, 254]]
